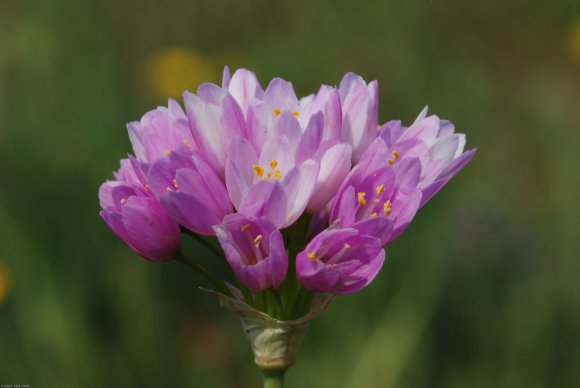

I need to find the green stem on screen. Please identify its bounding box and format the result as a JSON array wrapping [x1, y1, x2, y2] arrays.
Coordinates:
[[282, 213, 311, 318], [175, 252, 231, 296], [186, 231, 226, 262], [262, 369, 287, 388], [183, 230, 242, 287]]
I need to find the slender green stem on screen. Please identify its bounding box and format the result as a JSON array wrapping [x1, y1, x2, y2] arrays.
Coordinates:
[[271, 289, 284, 312], [175, 252, 231, 296], [186, 231, 225, 262], [262, 369, 286, 388], [281, 213, 311, 318], [292, 287, 315, 318], [183, 230, 242, 287]]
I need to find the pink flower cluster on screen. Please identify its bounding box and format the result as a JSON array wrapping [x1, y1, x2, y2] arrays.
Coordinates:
[[99, 68, 475, 295]]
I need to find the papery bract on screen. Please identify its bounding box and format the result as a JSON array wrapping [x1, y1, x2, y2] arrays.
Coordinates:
[[214, 214, 288, 292]]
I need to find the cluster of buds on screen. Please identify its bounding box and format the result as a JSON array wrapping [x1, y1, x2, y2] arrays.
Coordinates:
[[99, 68, 475, 373]]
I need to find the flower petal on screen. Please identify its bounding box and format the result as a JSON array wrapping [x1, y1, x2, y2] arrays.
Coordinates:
[[307, 142, 352, 212]]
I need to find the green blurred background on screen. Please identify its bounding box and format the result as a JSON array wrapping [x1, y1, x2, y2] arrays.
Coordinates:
[[1, 0, 579, 387]]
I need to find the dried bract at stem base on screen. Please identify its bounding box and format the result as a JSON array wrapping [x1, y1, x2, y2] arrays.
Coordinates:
[[204, 288, 332, 370]]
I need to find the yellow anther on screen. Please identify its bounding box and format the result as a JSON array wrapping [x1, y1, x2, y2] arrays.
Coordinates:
[[383, 200, 392, 216], [293, 111, 300, 117], [344, 243, 351, 250], [357, 192, 367, 206], [376, 184, 385, 195], [164, 150, 171, 156], [374, 198, 380, 204], [273, 170, 282, 180], [388, 150, 399, 166], [183, 139, 191, 148], [253, 165, 264, 178], [370, 212, 378, 217], [270, 160, 278, 169], [266, 171, 272, 179], [172, 179, 178, 188], [273, 108, 281, 117], [241, 224, 250, 231], [166, 187, 173, 192], [143, 184, 151, 191], [254, 235, 263, 246], [287, 214, 294, 221], [307, 252, 318, 262]]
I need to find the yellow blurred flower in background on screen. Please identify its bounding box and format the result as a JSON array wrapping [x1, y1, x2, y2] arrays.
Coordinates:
[[0, 261, 10, 304], [146, 47, 218, 99], [568, 19, 580, 65]]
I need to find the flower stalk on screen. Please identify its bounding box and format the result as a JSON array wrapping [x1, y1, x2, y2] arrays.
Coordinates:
[[262, 369, 287, 388], [175, 252, 231, 296]]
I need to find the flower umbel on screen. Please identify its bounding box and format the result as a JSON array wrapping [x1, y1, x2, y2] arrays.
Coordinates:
[[99, 67, 476, 387]]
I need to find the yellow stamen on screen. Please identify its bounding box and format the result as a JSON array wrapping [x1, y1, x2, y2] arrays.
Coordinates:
[[254, 235, 263, 246], [172, 179, 178, 188], [266, 171, 272, 179], [383, 200, 392, 216], [273, 170, 282, 180], [287, 214, 294, 221], [164, 150, 171, 156], [370, 212, 378, 217], [183, 139, 191, 148], [293, 111, 300, 117], [388, 150, 399, 166], [357, 192, 367, 206], [270, 160, 278, 169], [143, 184, 150, 191], [376, 184, 385, 195], [344, 243, 351, 250], [241, 224, 250, 231], [374, 198, 380, 204], [273, 108, 281, 117], [253, 165, 264, 178], [307, 252, 318, 262]]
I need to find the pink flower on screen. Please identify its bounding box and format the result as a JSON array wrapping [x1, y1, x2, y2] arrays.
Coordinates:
[[379, 107, 477, 206], [147, 151, 233, 236], [296, 228, 385, 294], [127, 99, 193, 165], [100, 67, 475, 299], [99, 157, 181, 261], [214, 214, 287, 292]]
